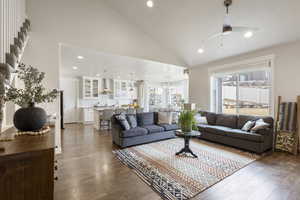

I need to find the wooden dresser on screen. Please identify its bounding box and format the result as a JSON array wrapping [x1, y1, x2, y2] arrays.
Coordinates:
[[0, 129, 55, 200]]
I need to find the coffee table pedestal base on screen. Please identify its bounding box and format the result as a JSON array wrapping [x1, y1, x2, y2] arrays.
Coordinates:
[[175, 137, 198, 158]]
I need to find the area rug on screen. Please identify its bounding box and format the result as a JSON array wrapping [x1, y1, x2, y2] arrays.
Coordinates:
[[114, 138, 261, 200]]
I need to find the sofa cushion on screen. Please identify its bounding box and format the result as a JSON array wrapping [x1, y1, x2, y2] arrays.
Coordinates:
[[251, 119, 270, 132], [115, 113, 131, 130], [195, 113, 208, 125], [142, 125, 164, 134], [238, 115, 274, 129], [205, 125, 233, 136], [121, 127, 148, 138], [241, 120, 256, 132], [237, 115, 258, 129], [137, 112, 155, 126], [158, 112, 172, 124], [199, 111, 217, 125], [198, 124, 232, 136], [126, 114, 137, 128], [260, 117, 274, 129], [197, 124, 212, 132], [159, 123, 179, 131], [226, 129, 264, 142], [216, 114, 237, 129]]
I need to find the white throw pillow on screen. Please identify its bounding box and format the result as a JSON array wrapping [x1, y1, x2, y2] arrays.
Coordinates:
[[241, 121, 256, 132], [171, 112, 180, 124], [194, 114, 208, 125], [251, 119, 270, 132], [158, 112, 172, 124]]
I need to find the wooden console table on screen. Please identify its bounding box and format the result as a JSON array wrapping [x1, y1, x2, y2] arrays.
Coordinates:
[[0, 128, 55, 200]]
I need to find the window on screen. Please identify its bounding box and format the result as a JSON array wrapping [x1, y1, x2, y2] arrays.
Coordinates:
[[212, 69, 272, 116], [149, 87, 164, 108]]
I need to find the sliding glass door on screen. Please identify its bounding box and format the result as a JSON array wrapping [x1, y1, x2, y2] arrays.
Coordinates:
[[213, 69, 271, 116]]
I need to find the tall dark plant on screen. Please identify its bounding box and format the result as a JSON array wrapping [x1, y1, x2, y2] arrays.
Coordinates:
[[4, 64, 58, 107]]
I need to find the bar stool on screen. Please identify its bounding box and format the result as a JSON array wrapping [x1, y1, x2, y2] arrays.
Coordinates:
[[100, 109, 115, 130], [136, 108, 144, 113], [114, 108, 126, 115], [126, 108, 136, 114]]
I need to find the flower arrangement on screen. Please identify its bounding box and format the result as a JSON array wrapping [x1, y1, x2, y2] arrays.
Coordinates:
[[0, 63, 58, 133], [4, 63, 58, 107]]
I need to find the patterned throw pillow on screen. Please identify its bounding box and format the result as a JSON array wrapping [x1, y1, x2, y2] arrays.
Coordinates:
[[158, 112, 172, 124], [241, 121, 256, 132], [251, 119, 270, 132], [194, 114, 208, 125], [127, 114, 137, 128], [115, 113, 131, 130]]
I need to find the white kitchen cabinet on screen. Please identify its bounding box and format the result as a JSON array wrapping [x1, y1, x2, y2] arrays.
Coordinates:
[[114, 80, 137, 99], [80, 77, 100, 99], [82, 108, 94, 124]]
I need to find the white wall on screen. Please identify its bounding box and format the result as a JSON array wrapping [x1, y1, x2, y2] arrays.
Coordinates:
[[21, 0, 185, 116], [190, 40, 300, 114]]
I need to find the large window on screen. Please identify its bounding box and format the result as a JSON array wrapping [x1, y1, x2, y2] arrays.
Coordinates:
[[212, 69, 272, 116]]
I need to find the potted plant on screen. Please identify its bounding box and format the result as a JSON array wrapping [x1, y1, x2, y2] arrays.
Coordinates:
[[178, 110, 198, 133], [4, 64, 58, 132]]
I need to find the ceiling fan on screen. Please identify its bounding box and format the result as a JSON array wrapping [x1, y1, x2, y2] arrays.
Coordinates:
[[198, 0, 259, 53]]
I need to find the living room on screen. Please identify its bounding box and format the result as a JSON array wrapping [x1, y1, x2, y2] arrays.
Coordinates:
[[0, 0, 300, 200]]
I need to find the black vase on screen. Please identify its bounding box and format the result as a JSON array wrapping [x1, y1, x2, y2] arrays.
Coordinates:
[[13, 104, 47, 132]]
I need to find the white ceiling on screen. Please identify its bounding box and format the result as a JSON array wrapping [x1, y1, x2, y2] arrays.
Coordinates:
[[60, 44, 188, 82], [105, 0, 300, 67]]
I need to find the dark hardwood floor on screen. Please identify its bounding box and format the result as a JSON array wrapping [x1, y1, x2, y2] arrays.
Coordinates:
[[54, 124, 300, 200]]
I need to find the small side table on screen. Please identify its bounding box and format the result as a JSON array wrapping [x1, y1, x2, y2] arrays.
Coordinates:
[[175, 130, 201, 158]]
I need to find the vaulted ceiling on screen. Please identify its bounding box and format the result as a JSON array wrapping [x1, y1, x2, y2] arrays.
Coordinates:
[[105, 0, 300, 67]]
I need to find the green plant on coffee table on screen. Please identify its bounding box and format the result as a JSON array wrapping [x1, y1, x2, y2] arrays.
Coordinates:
[[4, 63, 58, 107], [179, 110, 198, 133]]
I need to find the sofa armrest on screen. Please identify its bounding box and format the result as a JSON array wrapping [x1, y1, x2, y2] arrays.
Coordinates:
[[111, 116, 124, 146], [255, 128, 274, 136]]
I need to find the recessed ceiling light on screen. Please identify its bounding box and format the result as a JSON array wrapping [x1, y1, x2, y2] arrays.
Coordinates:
[[147, 0, 154, 8], [77, 56, 84, 59], [72, 66, 78, 70], [197, 48, 204, 54], [244, 31, 253, 38]]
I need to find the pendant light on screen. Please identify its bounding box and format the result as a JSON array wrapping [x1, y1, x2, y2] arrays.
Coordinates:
[[101, 70, 112, 95]]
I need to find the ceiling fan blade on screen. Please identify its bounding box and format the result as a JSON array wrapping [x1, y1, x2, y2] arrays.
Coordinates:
[[232, 26, 259, 33], [207, 32, 223, 41]]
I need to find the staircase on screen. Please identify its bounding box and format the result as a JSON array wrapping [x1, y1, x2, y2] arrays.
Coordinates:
[[0, 0, 30, 131]]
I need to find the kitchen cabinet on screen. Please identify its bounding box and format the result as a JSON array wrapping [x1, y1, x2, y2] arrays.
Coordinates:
[[114, 80, 137, 99], [80, 77, 100, 99], [82, 108, 94, 124]]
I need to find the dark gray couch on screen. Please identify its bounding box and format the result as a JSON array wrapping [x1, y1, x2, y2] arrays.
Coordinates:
[[111, 112, 178, 148], [197, 111, 274, 153]]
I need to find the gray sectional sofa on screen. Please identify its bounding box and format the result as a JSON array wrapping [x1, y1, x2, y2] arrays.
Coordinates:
[[111, 112, 178, 148], [197, 111, 274, 154]]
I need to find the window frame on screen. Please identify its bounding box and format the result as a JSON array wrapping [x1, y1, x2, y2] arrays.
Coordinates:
[[210, 55, 275, 117]]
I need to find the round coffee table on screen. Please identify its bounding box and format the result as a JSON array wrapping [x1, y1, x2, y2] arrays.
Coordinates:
[[175, 130, 201, 158]]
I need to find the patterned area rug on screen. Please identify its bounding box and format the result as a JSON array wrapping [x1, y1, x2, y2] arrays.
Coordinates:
[[114, 138, 261, 200]]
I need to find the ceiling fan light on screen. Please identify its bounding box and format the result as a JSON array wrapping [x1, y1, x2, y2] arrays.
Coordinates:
[[147, 0, 153, 8], [223, 25, 233, 35], [244, 31, 253, 38], [197, 48, 204, 54]]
